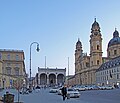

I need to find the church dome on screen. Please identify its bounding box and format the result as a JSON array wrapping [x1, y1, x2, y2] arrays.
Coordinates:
[[91, 18, 100, 33], [108, 29, 120, 47], [92, 19, 100, 28]]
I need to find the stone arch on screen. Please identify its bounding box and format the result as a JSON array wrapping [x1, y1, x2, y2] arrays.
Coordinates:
[[40, 73, 47, 85], [57, 74, 64, 86], [49, 73, 56, 86]]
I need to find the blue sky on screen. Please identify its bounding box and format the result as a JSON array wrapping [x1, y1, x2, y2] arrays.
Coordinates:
[[0, 0, 120, 76]]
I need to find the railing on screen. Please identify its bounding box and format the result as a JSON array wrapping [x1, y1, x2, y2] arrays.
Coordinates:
[[0, 73, 26, 78], [0, 49, 23, 52]]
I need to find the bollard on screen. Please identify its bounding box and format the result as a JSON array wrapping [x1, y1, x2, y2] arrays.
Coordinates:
[[4, 93, 14, 103]]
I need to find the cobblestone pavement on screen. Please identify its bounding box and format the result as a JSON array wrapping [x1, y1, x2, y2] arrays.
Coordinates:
[[0, 88, 120, 103]]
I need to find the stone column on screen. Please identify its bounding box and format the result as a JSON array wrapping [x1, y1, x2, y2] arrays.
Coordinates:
[[56, 74, 57, 85], [38, 73, 40, 85], [47, 75, 49, 85]]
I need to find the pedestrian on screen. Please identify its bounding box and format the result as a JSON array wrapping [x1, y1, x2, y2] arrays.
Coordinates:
[[61, 85, 67, 101]]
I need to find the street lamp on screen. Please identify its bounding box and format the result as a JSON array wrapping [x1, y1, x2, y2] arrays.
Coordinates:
[[29, 42, 40, 92]]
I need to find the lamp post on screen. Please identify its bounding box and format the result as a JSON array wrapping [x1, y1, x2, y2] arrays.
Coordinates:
[[29, 42, 40, 92], [68, 57, 69, 87]]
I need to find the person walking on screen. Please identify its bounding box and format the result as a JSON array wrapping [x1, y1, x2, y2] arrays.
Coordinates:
[[61, 85, 67, 101]]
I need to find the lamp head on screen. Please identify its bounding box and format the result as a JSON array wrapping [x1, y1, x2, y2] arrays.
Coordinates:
[[36, 44, 40, 52]]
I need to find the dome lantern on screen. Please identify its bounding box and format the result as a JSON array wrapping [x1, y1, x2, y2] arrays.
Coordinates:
[[113, 28, 119, 38]]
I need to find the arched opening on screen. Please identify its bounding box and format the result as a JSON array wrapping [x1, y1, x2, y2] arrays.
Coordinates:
[[97, 45, 99, 50], [49, 74, 56, 86], [57, 74, 64, 86], [40, 73, 47, 85]]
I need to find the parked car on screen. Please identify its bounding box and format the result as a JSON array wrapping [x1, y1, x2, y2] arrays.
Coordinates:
[[49, 87, 59, 93], [91, 85, 100, 90], [35, 86, 41, 89], [98, 86, 106, 90], [105, 86, 114, 90], [76, 86, 86, 91], [67, 88, 80, 98], [57, 87, 62, 95]]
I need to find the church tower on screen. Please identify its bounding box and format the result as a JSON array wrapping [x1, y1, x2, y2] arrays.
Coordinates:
[[89, 18, 103, 84], [75, 39, 83, 84]]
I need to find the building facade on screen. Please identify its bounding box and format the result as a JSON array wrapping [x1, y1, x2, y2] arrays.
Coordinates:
[[37, 67, 66, 86], [75, 18, 103, 85], [96, 56, 120, 86], [96, 29, 120, 86], [0, 49, 26, 89], [74, 18, 120, 86]]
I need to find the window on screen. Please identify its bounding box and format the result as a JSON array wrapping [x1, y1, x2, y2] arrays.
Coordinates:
[[117, 74, 119, 79], [107, 75, 108, 80], [7, 54, 10, 60], [91, 46, 93, 50], [103, 71, 104, 75], [91, 61, 93, 66], [16, 55, 19, 60], [97, 45, 99, 50], [15, 68, 19, 76], [105, 71, 106, 75], [86, 62, 89, 67], [114, 69, 116, 73], [104, 76, 106, 80], [114, 50, 117, 55], [112, 69, 113, 73], [15, 64, 19, 67], [6, 67, 11, 75], [108, 51, 110, 56], [7, 63, 10, 66], [97, 60, 99, 65], [117, 68, 119, 72]]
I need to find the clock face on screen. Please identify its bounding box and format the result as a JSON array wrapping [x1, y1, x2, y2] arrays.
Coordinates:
[[96, 41, 99, 45]]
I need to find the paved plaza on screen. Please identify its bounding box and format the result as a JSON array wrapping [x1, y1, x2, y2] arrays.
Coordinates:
[[0, 88, 120, 103]]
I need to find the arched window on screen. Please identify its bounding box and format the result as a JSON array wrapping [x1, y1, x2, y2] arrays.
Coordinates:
[[114, 50, 117, 55], [97, 60, 99, 65], [97, 45, 99, 50]]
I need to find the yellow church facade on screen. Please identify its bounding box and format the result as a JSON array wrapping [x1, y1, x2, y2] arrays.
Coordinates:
[[73, 19, 120, 86]]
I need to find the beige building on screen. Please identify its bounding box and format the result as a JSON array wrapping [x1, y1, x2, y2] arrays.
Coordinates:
[[75, 19, 103, 85], [74, 19, 120, 86], [0, 49, 26, 89]]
